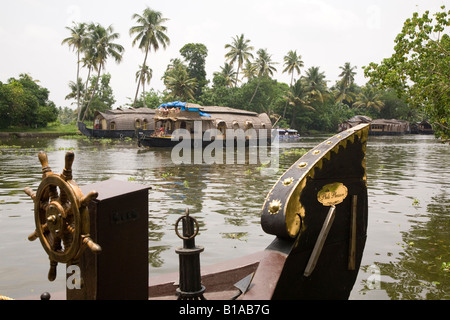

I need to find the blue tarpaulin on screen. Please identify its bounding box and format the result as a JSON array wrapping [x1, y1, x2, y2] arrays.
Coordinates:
[[157, 101, 211, 117]]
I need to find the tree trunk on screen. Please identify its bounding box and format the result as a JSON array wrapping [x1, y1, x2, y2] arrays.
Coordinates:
[[76, 49, 81, 122], [133, 46, 149, 107], [80, 65, 92, 118], [282, 73, 294, 118], [82, 66, 101, 122], [249, 77, 261, 104]]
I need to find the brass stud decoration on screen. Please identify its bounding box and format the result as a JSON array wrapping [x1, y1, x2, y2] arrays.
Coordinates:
[[268, 199, 282, 215]]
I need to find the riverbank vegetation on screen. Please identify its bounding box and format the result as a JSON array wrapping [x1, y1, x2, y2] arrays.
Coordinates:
[[1, 6, 447, 140]]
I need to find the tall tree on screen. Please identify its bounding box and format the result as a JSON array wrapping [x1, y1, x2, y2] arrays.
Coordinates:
[[215, 63, 237, 88], [180, 43, 208, 99], [163, 58, 197, 101], [61, 22, 87, 122], [284, 79, 314, 128], [164, 70, 197, 101], [242, 60, 257, 82], [225, 34, 254, 87], [130, 7, 170, 106], [82, 23, 124, 121], [282, 50, 304, 117], [336, 62, 357, 103], [283, 50, 304, 87], [249, 48, 277, 104], [364, 6, 449, 140], [353, 85, 385, 112], [303, 66, 328, 103], [135, 65, 153, 107]]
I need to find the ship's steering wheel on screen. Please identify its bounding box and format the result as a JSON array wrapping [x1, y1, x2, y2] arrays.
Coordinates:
[[25, 151, 101, 281]]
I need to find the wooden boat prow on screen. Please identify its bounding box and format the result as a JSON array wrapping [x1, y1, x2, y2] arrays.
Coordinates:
[[243, 123, 369, 299]]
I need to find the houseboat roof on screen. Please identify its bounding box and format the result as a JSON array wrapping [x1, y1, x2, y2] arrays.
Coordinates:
[[154, 102, 271, 129], [371, 118, 409, 125]]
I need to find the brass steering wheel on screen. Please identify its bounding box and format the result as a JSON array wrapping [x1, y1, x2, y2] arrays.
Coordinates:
[[25, 151, 101, 281]]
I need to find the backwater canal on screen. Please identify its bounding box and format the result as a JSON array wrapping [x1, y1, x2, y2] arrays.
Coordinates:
[[0, 133, 448, 299]]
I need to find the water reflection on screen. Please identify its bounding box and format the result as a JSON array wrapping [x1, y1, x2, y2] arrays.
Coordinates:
[[351, 135, 450, 300]]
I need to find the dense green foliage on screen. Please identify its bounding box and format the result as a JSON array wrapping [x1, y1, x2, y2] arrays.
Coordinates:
[[364, 6, 449, 140], [0, 74, 57, 128]]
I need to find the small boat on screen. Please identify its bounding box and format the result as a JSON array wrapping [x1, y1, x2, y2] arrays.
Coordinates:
[[277, 128, 300, 141], [138, 101, 273, 148], [77, 107, 155, 139], [19, 123, 369, 300]]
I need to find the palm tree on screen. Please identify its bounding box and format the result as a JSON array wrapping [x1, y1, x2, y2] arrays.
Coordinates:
[[216, 63, 237, 87], [224, 34, 254, 87], [282, 50, 304, 117], [61, 22, 87, 122], [242, 60, 257, 82], [164, 70, 197, 101], [249, 48, 277, 104], [81, 23, 124, 121], [336, 62, 356, 103], [303, 66, 328, 103], [285, 79, 314, 127], [283, 50, 304, 87], [130, 7, 170, 106], [135, 65, 153, 107], [353, 85, 385, 111]]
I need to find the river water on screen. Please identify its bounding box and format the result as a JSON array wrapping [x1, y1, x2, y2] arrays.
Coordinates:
[[0, 133, 448, 300]]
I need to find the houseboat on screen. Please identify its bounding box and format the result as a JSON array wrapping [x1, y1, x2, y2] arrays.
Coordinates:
[[368, 118, 410, 135], [410, 120, 434, 135], [138, 102, 273, 148], [338, 115, 372, 132], [77, 107, 155, 139], [19, 123, 370, 300]]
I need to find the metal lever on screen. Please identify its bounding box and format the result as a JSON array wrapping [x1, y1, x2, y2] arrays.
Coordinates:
[[304, 205, 336, 277]]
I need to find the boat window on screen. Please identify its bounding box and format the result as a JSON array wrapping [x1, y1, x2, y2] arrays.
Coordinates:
[[110, 121, 116, 130], [135, 119, 141, 129], [232, 121, 239, 129], [180, 121, 186, 129], [143, 119, 148, 130], [217, 121, 227, 135]]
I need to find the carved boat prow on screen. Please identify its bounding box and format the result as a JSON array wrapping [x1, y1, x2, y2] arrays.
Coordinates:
[[243, 123, 369, 299]]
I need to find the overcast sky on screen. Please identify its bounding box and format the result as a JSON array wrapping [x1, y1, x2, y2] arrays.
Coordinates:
[[0, 0, 446, 109]]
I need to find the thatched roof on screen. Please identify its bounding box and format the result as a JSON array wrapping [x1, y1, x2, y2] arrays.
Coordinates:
[[94, 108, 155, 130], [209, 108, 272, 130]]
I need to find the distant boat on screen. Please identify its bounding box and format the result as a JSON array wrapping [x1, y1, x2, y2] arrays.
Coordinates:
[[277, 128, 300, 141], [338, 116, 411, 136], [369, 119, 410, 135], [410, 120, 434, 135], [138, 102, 273, 148], [77, 107, 155, 139]]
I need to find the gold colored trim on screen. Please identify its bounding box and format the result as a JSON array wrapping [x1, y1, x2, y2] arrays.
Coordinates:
[[282, 177, 294, 186], [261, 123, 369, 239], [268, 199, 282, 215]]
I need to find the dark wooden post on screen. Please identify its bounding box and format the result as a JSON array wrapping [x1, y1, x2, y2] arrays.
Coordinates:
[[67, 179, 150, 300]]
